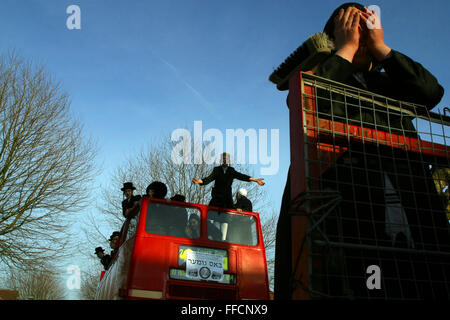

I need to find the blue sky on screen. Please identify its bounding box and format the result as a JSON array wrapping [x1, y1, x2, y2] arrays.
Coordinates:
[[1, 0, 449, 298]]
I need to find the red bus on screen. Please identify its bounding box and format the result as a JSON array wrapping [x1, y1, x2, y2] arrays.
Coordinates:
[[95, 197, 270, 300]]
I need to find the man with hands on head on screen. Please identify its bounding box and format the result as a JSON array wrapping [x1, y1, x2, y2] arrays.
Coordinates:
[[275, 2, 446, 299], [332, 5, 391, 65], [318, 2, 443, 110]]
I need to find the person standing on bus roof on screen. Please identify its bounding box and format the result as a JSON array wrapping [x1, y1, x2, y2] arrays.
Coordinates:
[[234, 188, 253, 212], [107, 231, 121, 260], [121, 182, 141, 218], [317, 3, 443, 131], [95, 247, 112, 270], [193, 153, 263, 241], [192, 153, 264, 210], [124, 181, 168, 218], [145, 181, 168, 199], [109, 231, 120, 248]]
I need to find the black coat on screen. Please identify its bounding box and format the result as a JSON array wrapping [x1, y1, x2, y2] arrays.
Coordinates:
[[201, 166, 251, 209], [235, 196, 253, 212], [122, 195, 141, 217], [100, 254, 112, 270], [315, 50, 443, 107], [313, 50, 444, 136]]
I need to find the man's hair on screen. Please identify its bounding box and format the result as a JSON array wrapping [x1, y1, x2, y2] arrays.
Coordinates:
[[221, 152, 231, 165], [146, 181, 168, 199], [323, 2, 365, 40]]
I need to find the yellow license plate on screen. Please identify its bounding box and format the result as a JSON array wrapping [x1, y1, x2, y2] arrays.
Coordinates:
[[178, 246, 228, 271]]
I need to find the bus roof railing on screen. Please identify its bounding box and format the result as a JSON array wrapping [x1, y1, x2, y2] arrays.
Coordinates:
[[301, 72, 450, 126], [298, 71, 450, 160]]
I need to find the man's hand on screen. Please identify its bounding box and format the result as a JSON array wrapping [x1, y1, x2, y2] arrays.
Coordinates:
[[334, 6, 361, 62], [250, 177, 265, 186], [192, 178, 203, 184], [359, 7, 392, 61]]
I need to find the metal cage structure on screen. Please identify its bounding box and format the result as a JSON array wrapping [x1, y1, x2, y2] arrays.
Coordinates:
[[287, 71, 450, 300]]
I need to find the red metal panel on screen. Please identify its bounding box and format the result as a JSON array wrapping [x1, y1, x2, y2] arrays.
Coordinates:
[[288, 71, 309, 300]]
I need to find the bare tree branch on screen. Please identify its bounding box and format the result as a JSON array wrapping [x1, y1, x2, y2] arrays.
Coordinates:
[[79, 263, 103, 300], [0, 52, 98, 270], [2, 265, 66, 300]]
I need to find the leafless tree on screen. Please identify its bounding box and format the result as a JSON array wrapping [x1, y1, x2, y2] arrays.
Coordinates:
[[260, 209, 278, 290], [0, 53, 97, 270], [79, 263, 102, 300], [3, 266, 66, 300]]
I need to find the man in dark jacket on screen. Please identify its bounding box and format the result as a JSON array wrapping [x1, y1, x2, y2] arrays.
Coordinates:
[[192, 153, 265, 209], [121, 182, 141, 218], [234, 188, 253, 212], [274, 3, 449, 299], [95, 247, 112, 270], [316, 3, 443, 133], [124, 181, 168, 219]]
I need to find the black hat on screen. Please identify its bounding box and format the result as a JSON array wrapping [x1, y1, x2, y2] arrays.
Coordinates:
[[146, 181, 168, 199], [95, 247, 104, 254], [121, 182, 136, 191], [170, 194, 186, 202], [323, 2, 365, 40], [109, 231, 120, 241]]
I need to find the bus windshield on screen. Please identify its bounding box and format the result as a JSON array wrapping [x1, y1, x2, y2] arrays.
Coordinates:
[[207, 210, 258, 246], [145, 202, 201, 239], [144, 202, 259, 246]]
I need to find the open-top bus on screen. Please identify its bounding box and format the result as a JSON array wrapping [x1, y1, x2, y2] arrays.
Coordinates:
[[95, 197, 270, 300]]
